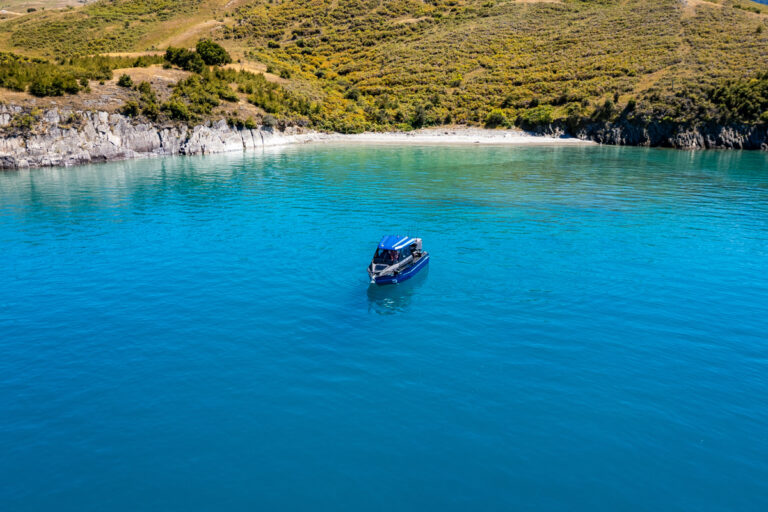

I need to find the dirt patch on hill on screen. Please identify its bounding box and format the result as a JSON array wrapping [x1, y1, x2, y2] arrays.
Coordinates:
[[111, 66, 190, 86], [682, 0, 722, 18], [100, 51, 164, 58]]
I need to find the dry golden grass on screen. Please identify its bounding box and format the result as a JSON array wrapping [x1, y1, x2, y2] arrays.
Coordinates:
[[143, 18, 222, 51], [223, 61, 287, 85], [0, 1, 86, 11]]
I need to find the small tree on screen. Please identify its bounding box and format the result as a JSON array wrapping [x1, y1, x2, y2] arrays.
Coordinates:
[[195, 39, 232, 66], [117, 74, 133, 88], [412, 105, 428, 128], [29, 75, 78, 96], [484, 109, 507, 128], [120, 101, 140, 117], [165, 47, 205, 73], [137, 81, 152, 95], [162, 100, 191, 121], [262, 114, 278, 128], [345, 87, 360, 101]]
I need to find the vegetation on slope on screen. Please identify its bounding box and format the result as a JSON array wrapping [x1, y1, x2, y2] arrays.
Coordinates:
[[0, 0, 202, 57], [0, 0, 766, 134], [224, 0, 768, 131], [0, 52, 163, 96]]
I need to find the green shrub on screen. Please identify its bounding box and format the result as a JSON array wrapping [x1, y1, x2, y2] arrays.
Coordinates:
[[196, 39, 232, 66], [162, 100, 191, 121], [137, 80, 152, 95], [345, 87, 360, 100], [28, 74, 80, 96], [516, 105, 554, 129], [117, 74, 133, 88], [165, 47, 205, 73], [227, 116, 245, 129], [262, 114, 277, 127], [11, 112, 38, 130], [120, 100, 140, 116], [0, 52, 134, 96], [708, 72, 768, 123], [484, 109, 507, 128], [412, 105, 430, 128], [592, 99, 616, 121]]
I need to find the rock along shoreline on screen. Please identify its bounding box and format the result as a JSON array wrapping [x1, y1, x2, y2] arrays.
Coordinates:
[[0, 106, 332, 170], [0, 105, 765, 170]]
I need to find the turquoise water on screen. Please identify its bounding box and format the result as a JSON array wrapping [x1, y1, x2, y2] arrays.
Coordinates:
[[1, 144, 767, 510]]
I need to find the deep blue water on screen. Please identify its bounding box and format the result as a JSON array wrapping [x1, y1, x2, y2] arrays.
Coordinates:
[[1, 144, 767, 511]]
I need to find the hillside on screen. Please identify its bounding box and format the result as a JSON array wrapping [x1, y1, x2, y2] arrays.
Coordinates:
[[0, 0, 766, 138]]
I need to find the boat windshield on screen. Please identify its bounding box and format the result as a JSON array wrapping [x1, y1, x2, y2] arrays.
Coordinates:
[[373, 248, 400, 264], [373, 247, 414, 264]]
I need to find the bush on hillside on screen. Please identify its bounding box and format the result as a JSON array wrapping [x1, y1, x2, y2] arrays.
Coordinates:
[[0, 52, 154, 97], [708, 72, 768, 123], [120, 100, 140, 116], [117, 73, 133, 87], [516, 105, 554, 129], [165, 47, 205, 73], [162, 100, 191, 121], [28, 75, 80, 96], [196, 39, 232, 66], [484, 109, 507, 128]]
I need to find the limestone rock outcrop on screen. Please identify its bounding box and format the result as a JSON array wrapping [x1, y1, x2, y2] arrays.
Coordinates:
[[0, 106, 323, 169]]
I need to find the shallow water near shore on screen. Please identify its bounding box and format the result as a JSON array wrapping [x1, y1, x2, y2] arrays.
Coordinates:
[[1, 144, 767, 511]]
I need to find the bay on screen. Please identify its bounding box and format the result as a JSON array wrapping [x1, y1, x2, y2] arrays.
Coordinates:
[[1, 144, 767, 511]]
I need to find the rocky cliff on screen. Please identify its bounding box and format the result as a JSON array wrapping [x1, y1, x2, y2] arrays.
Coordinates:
[[534, 119, 768, 150], [0, 106, 326, 170]]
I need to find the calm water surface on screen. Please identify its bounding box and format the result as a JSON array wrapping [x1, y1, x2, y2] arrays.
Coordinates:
[[1, 144, 767, 511]]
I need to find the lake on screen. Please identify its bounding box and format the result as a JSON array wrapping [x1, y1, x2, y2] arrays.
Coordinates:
[[1, 144, 767, 511]]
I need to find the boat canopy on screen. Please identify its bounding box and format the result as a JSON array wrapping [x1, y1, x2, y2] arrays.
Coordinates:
[[378, 235, 416, 251]]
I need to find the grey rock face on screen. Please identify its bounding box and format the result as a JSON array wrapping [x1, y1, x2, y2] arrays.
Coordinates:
[[526, 117, 767, 150], [0, 106, 306, 170], [574, 120, 768, 150]]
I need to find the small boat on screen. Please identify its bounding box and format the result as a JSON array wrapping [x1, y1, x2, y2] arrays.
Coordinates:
[[368, 235, 430, 285]]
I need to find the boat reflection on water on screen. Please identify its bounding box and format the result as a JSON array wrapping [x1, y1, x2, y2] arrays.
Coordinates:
[[366, 267, 429, 315]]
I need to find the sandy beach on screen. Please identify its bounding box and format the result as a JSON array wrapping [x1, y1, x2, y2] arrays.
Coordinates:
[[311, 127, 594, 146]]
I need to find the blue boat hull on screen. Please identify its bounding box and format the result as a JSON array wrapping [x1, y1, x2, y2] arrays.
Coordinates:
[[371, 254, 430, 285]]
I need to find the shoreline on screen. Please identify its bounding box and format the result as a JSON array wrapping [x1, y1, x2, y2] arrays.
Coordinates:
[[310, 127, 592, 146], [2, 106, 764, 170], [0, 107, 593, 170]]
